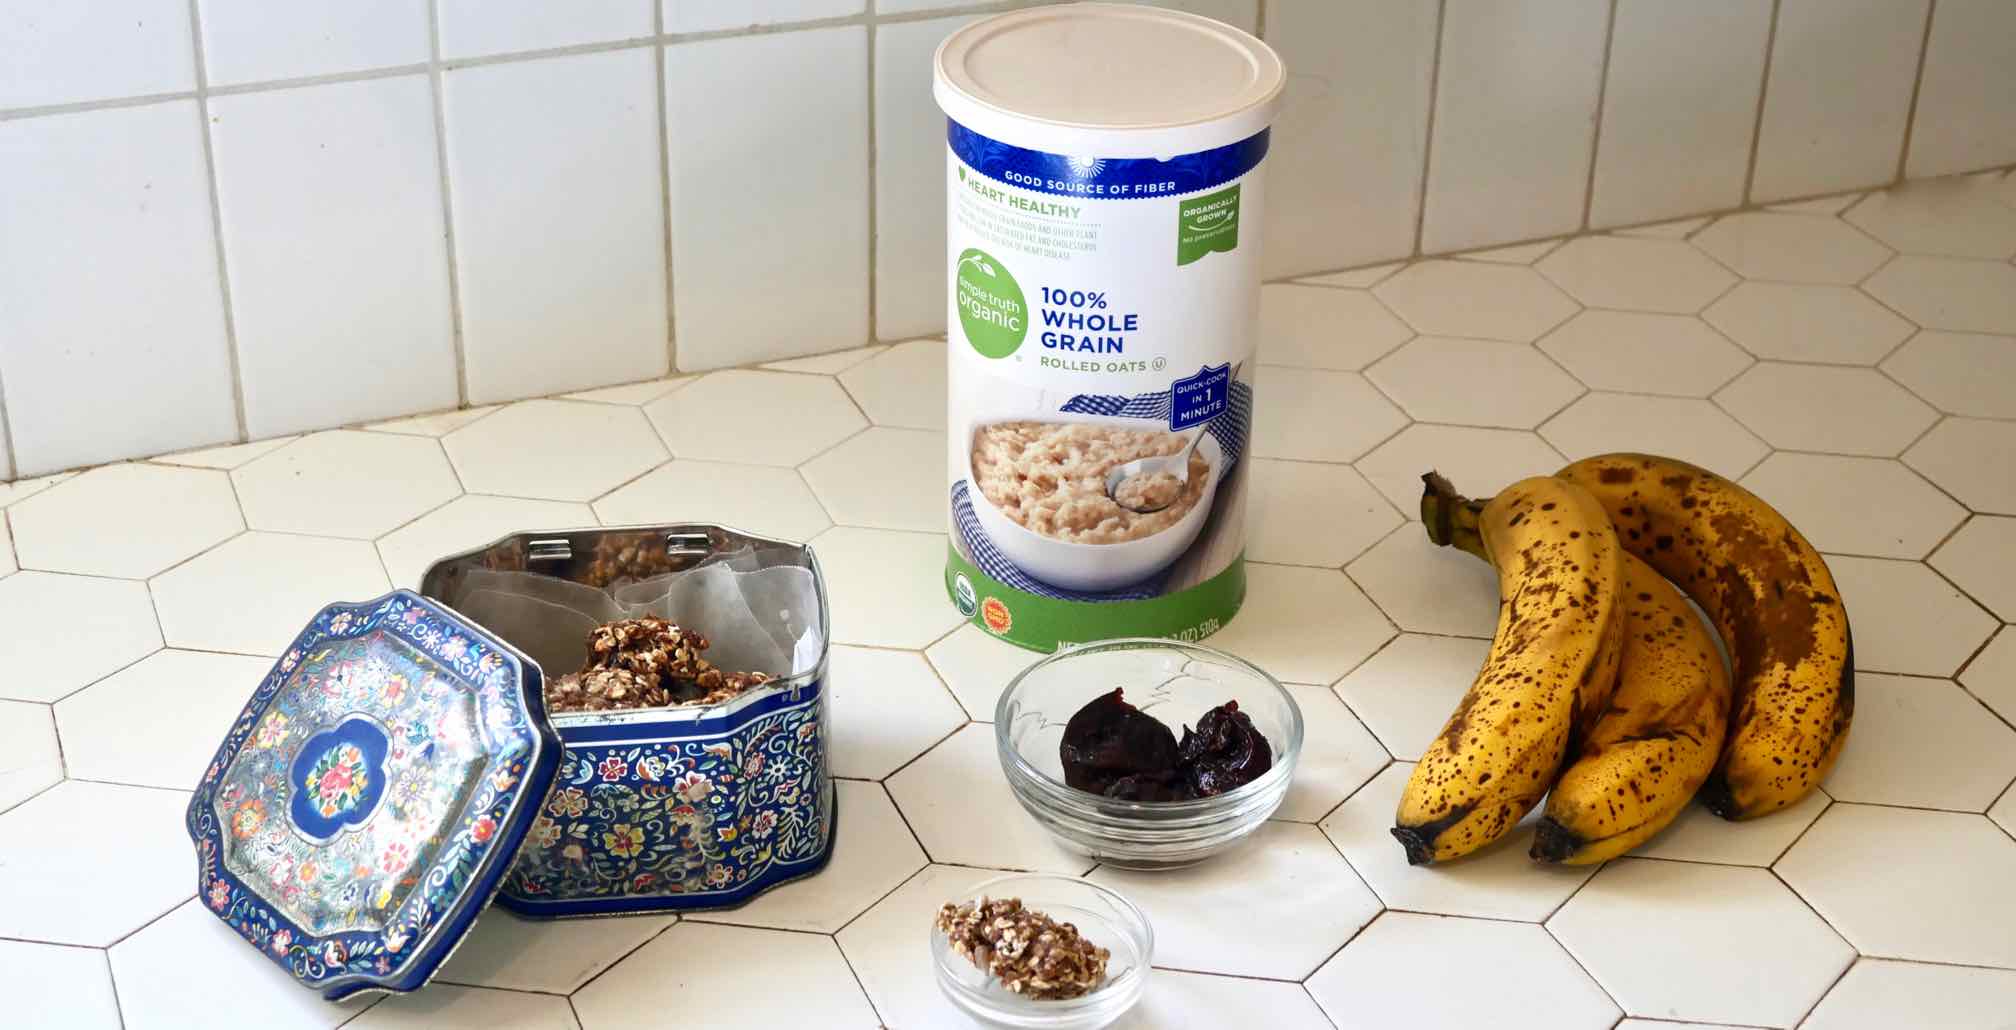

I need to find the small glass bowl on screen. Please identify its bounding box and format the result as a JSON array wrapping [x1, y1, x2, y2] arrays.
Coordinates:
[[994, 639, 1302, 870], [930, 873, 1152, 1029]]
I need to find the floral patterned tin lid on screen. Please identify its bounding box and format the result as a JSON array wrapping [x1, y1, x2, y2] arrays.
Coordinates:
[[185, 590, 562, 1000]]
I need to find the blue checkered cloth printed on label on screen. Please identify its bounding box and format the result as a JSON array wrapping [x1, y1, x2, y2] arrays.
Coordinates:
[[1058, 379, 1253, 468], [952, 480, 1169, 601]]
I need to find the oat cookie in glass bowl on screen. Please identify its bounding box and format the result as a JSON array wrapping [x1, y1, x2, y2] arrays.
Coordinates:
[[931, 873, 1152, 1030]]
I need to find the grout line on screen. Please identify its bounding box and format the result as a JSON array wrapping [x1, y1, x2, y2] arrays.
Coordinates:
[[1578, 0, 1619, 232], [654, 3, 678, 374], [1740, 0, 1781, 205], [205, 61, 437, 99], [424, 0, 471, 409], [185, 0, 250, 446], [1410, 0, 1448, 259], [1893, 0, 1940, 183]]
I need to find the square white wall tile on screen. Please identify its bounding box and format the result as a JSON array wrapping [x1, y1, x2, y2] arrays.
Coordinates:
[[665, 27, 869, 369], [443, 49, 669, 403], [1422, 0, 1610, 252], [1905, 0, 2016, 178], [874, 15, 972, 341], [0, 0, 194, 109], [197, 0, 430, 86], [209, 76, 458, 436], [1750, 0, 1930, 202], [1126, 0, 1260, 34], [0, 102, 238, 475], [876, 0, 988, 12], [1590, 0, 1771, 228], [1263, 0, 1437, 277], [664, 0, 862, 33], [437, 0, 653, 60]]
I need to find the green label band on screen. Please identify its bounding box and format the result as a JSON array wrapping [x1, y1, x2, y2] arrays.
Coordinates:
[[944, 545, 1247, 654]]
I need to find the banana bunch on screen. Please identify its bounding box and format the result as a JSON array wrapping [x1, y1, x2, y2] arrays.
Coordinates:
[[1394, 452, 1853, 866]]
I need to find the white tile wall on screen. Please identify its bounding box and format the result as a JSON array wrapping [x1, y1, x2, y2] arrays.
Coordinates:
[[209, 76, 458, 436], [1905, 0, 2016, 179], [664, 27, 869, 370], [437, 0, 653, 60], [0, 0, 195, 109], [443, 49, 669, 403], [1422, 0, 1610, 252], [0, 102, 238, 475], [1751, 0, 1931, 203], [1263, 0, 1437, 277], [664, 0, 864, 33], [1589, 0, 1771, 228], [874, 15, 977, 341], [196, 0, 432, 86]]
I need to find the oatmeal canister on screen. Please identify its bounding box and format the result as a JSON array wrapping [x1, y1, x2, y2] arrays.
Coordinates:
[[186, 525, 834, 999], [935, 4, 1286, 651]]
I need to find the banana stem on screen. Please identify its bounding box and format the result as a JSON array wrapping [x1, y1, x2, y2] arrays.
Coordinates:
[[1420, 472, 1488, 560]]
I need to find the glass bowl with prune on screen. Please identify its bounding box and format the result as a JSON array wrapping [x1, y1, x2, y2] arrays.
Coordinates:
[[994, 639, 1302, 870]]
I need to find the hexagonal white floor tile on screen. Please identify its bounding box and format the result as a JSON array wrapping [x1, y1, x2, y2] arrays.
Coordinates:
[[345, 984, 575, 1030], [0, 700, 60, 813], [1307, 912, 1618, 1030], [1703, 283, 1915, 364], [1333, 634, 1489, 761], [1353, 423, 1567, 518], [572, 921, 878, 1030], [1864, 257, 2016, 334], [0, 514, 13, 578], [1542, 393, 1768, 477], [809, 527, 964, 650], [0, 781, 192, 946], [1882, 331, 2016, 418], [764, 344, 885, 376], [1631, 788, 1831, 866], [1740, 453, 1964, 558], [1088, 821, 1381, 979], [152, 533, 390, 655], [366, 406, 499, 437], [1905, 417, 2016, 514], [1844, 178, 2016, 259], [826, 646, 965, 780], [1717, 364, 1936, 456], [1250, 366, 1405, 463], [1112, 970, 1332, 1030], [800, 427, 944, 533], [592, 459, 829, 543], [1299, 263, 1403, 288], [1367, 337, 1581, 429], [444, 399, 669, 502], [1247, 459, 1401, 567], [1205, 563, 1395, 686], [437, 910, 675, 993], [377, 494, 595, 589], [153, 435, 297, 470], [886, 723, 1089, 874], [1537, 311, 1751, 397], [1373, 261, 1580, 342], [1829, 555, 1996, 675], [1537, 236, 1736, 314], [835, 863, 1021, 1030], [1321, 763, 1595, 920], [693, 780, 925, 933], [1346, 530, 1499, 640], [650, 371, 867, 466], [1549, 859, 1853, 1028], [0, 939, 121, 1030], [234, 432, 460, 539], [838, 338, 945, 430], [1460, 238, 1565, 263], [109, 900, 369, 1030], [1691, 212, 1892, 283], [0, 470, 74, 508], [1278, 683, 1389, 821], [563, 375, 692, 406], [1961, 626, 2016, 725], [1820, 674, 2016, 812], [0, 571, 161, 702], [10, 464, 242, 578], [924, 623, 1034, 721], [1929, 516, 2016, 619], [55, 649, 274, 791], [1257, 283, 1413, 370], [1614, 1021, 1749, 1030], [1616, 216, 1710, 239], [1804, 958, 2016, 1030], [1994, 781, 2015, 839], [1778, 804, 2016, 968], [1768, 192, 1864, 214]]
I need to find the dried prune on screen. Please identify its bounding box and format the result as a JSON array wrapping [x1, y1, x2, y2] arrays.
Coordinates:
[[1176, 701, 1273, 798], [1058, 688, 1179, 795], [1102, 771, 1191, 802]]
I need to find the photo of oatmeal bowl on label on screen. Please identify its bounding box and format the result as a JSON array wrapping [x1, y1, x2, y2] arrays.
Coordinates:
[[965, 416, 1226, 592]]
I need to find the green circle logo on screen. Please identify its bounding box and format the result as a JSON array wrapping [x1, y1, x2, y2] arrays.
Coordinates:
[[955, 248, 1027, 359]]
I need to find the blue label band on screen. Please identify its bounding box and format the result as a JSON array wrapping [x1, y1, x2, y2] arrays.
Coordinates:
[[949, 120, 1269, 200]]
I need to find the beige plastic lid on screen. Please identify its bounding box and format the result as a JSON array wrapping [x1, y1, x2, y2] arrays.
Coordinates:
[[934, 3, 1286, 159]]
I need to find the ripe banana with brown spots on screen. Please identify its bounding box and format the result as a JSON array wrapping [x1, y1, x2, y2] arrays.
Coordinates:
[[1530, 551, 1731, 864], [1555, 453, 1852, 820], [1393, 474, 1626, 865]]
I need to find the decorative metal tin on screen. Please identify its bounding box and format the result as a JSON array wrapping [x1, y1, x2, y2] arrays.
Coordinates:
[[186, 592, 561, 1000]]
